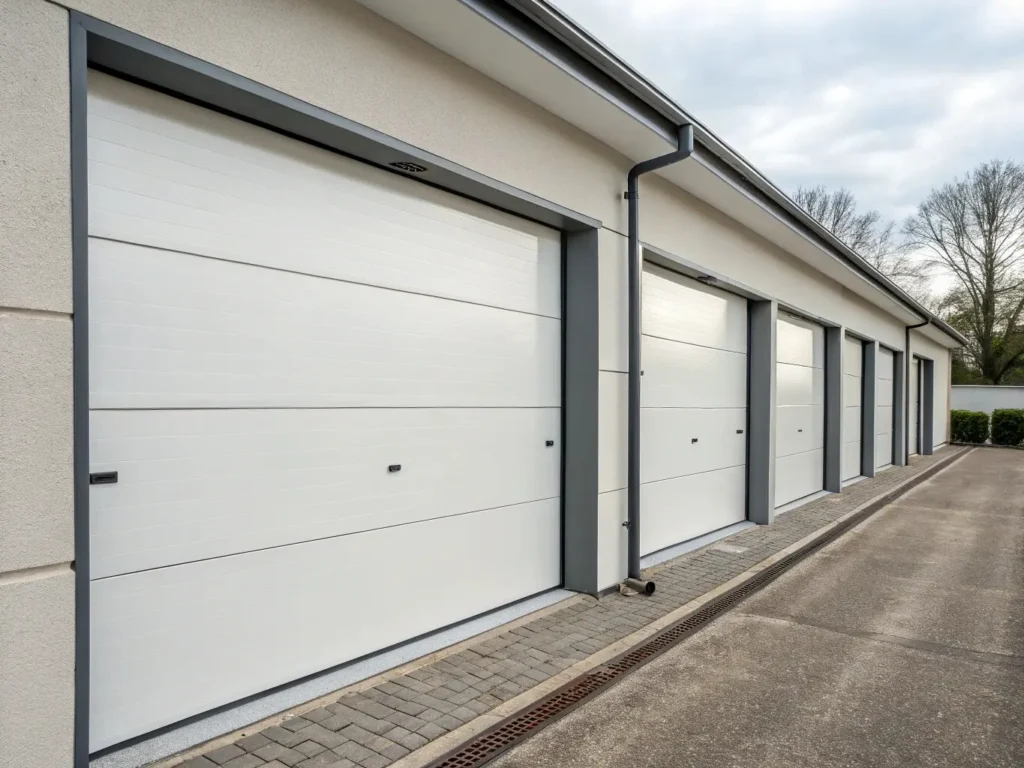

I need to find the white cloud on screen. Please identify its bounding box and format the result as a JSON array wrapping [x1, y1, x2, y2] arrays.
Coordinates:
[[554, 0, 1024, 227]]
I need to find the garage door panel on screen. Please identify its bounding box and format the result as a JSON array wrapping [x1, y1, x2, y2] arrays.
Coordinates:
[[777, 316, 825, 367], [877, 377, 894, 407], [776, 404, 824, 457], [642, 265, 747, 353], [876, 432, 893, 467], [89, 239, 560, 409], [878, 348, 895, 380], [89, 498, 561, 750], [842, 440, 862, 480], [641, 407, 746, 484], [843, 405, 862, 438], [88, 72, 565, 751], [776, 363, 825, 407], [876, 405, 893, 434], [774, 449, 824, 507], [844, 338, 863, 375], [90, 407, 561, 579], [843, 373, 862, 406], [641, 335, 747, 408], [88, 72, 562, 319], [640, 465, 746, 556]]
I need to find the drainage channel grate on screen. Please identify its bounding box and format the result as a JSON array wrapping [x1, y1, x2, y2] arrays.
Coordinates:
[[424, 449, 968, 768]]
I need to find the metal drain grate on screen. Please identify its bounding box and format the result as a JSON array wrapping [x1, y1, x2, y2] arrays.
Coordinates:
[[424, 449, 969, 768]]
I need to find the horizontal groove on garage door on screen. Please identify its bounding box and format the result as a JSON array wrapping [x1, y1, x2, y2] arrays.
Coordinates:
[[640, 462, 745, 485], [423, 448, 972, 768], [640, 332, 748, 356], [88, 234, 561, 321], [91, 494, 562, 581]]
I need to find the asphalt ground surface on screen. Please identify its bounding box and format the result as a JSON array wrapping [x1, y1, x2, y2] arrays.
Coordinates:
[[493, 448, 1024, 768]]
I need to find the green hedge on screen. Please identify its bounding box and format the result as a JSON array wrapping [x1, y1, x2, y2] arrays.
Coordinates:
[[951, 410, 989, 444], [991, 409, 1024, 447]]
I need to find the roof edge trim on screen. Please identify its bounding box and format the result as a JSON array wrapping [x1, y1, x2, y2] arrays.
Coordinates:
[[468, 0, 966, 346]]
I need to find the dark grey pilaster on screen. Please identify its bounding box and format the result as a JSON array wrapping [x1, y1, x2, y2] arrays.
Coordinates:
[[922, 358, 935, 455], [893, 350, 907, 466], [747, 300, 777, 525], [562, 229, 600, 594], [824, 326, 844, 492], [860, 342, 877, 477]]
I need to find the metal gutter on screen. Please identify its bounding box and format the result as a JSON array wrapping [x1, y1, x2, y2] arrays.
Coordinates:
[[492, 0, 967, 347]]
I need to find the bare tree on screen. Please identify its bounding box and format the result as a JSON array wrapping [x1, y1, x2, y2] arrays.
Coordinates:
[[794, 186, 932, 303], [904, 160, 1024, 384]]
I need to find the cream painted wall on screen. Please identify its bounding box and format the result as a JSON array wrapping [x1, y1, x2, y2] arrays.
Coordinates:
[[0, 1, 75, 767], [910, 331, 952, 446]]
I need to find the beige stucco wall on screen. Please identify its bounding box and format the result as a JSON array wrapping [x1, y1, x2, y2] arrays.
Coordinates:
[[0, 1, 76, 766]]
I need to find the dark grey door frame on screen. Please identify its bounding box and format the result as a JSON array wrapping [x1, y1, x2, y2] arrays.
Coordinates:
[[69, 13, 601, 764]]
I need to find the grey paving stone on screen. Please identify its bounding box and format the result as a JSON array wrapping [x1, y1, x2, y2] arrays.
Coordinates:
[[222, 756, 265, 768], [417, 722, 448, 740], [448, 706, 478, 723], [205, 745, 246, 765], [382, 710, 426, 732], [339, 725, 396, 754], [395, 700, 429, 717], [295, 741, 327, 758], [280, 717, 314, 733], [348, 698, 396, 720], [394, 731, 429, 751], [295, 753, 345, 768], [236, 733, 271, 752], [180, 758, 217, 768], [254, 743, 306, 766], [433, 714, 466, 731], [296, 723, 348, 748], [327, 703, 392, 735], [319, 714, 353, 732], [381, 742, 409, 761], [358, 756, 390, 768], [332, 741, 376, 763], [462, 698, 493, 715], [302, 708, 333, 724], [417, 708, 443, 722]]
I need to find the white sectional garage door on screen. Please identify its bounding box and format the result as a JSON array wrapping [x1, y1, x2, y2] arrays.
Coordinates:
[[775, 315, 825, 507], [876, 347, 895, 468], [639, 265, 747, 555], [86, 73, 562, 749], [842, 336, 863, 481]]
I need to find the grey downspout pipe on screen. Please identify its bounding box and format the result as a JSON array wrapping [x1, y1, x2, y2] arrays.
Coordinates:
[[622, 124, 695, 595], [904, 319, 929, 464]]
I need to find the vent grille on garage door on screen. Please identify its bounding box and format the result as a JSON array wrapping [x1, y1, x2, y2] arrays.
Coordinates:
[[424, 448, 969, 768]]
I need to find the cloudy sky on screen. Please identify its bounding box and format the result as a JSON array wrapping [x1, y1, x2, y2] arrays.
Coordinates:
[[552, 0, 1024, 226]]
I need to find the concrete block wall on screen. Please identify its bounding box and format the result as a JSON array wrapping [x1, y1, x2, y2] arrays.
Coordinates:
[[0, 1, 76, 767]]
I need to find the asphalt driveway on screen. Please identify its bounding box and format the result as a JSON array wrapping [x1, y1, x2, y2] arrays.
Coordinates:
[[493, 447, 1024, 768]]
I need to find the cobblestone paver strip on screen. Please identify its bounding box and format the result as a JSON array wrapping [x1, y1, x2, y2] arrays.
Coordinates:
[[174, 449, 961, 768]]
